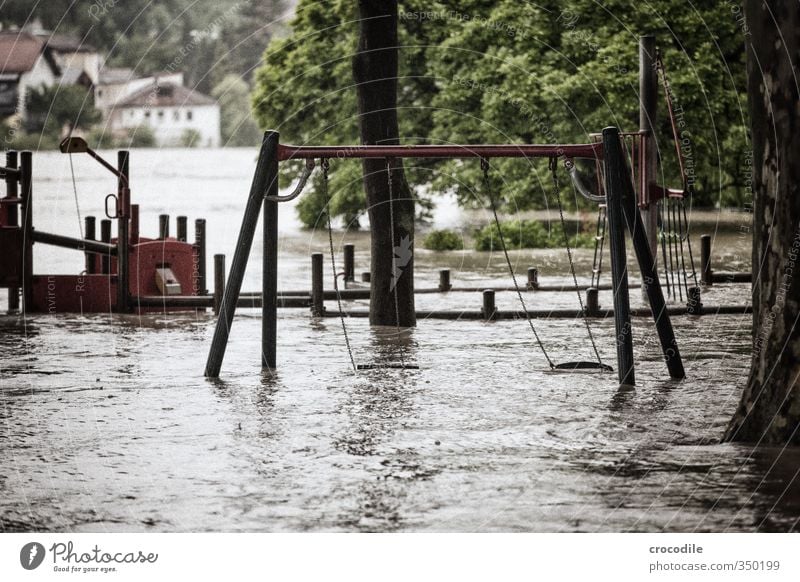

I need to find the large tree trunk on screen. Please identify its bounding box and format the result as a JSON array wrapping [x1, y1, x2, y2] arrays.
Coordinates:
[[353, 0, 416, 327], [725, 0, 800, 444]]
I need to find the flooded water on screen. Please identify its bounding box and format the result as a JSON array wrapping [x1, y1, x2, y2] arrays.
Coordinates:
[[1, 148, 798, 532]]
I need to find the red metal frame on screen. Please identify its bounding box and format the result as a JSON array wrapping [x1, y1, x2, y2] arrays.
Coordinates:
[[277, 142, 603, 162]]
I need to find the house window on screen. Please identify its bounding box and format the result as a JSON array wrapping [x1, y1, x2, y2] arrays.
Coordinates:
[[157, 110, 164, 122], [173, 110, 180, 121], [98, 89, 103, 97], [144, 110, 151, 118], [186, 110, 193, 121]]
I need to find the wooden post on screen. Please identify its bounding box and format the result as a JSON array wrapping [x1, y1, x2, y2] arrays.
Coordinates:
[[159, 214, 170, 239], [20, 151, 33, 311], [205, 131, 276, 378], [213, 254, 225, 315], [602, 129, 636, 386], [130, 204, 139, 245], [311, 252, 324, 316], [527, 267, 539, 289], [482, 289, 496, 321], [586, 287, 599, 317], [343, 243, 355, 283], [100, 219, 112, 275], [700, 234, 712, 286], [639, 35, 659, 261], [5, 151, 19, 311], [608, 126, 686, 381], [194, 219, 207, 295], [84, 216, 96, 274], [176, 216, 187, 242], [438, 269, 451, 291], [116, 151, 130, 313]]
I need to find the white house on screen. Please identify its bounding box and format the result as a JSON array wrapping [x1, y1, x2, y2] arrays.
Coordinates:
[[108, 82, 220, 147], [0, 31, 60, 118]]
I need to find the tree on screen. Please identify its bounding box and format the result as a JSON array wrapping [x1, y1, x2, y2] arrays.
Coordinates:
[[24, 84, 100, 135], [724, 1, 800, 445], [354, 0, 416, 327], [253, 0, 749, 228], [211, 74, 262, 146]]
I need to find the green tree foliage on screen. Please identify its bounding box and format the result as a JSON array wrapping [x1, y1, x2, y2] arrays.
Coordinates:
[[211, 74, 262, 146], [24, 84, 101, 135], [252, 0, 749, 227]]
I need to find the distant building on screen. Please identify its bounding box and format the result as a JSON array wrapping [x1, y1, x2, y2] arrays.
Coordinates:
[[0, 32, 60, 118], [94, 69, 184, 112], [108, 82, 221, 147], [0, 29, 100, 120]]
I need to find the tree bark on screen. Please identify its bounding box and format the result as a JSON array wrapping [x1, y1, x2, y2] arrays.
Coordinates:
[[725, 0, 800, 444], [353, 0, 416, 327]]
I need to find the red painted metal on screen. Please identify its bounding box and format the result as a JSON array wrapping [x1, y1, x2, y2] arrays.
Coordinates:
[[277, 142, 603, 162]]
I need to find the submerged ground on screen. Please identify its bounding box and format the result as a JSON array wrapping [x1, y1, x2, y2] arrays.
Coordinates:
[[1, 148, 797, 532]]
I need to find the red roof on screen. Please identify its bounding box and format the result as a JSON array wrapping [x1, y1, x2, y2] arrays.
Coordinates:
[[116, 82, 216, 108], [0, 32, 49, 74]]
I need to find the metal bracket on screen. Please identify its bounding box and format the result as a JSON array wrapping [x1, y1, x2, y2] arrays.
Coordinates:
[[564, 158, 605, 203], [265, 158, 315, 202]]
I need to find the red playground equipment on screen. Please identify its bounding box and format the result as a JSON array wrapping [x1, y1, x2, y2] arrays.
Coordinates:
[[0, 137, 207, 314]]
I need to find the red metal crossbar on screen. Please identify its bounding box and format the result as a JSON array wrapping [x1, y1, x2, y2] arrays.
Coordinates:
[[277, 142, 603, 162]]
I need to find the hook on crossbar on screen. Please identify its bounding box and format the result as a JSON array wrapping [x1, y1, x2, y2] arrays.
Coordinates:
[[265, 158, 316, 202], [564, 158, 605, 203]]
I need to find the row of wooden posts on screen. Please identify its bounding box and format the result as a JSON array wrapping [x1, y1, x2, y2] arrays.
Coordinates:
[[202, 240, 750, 321]]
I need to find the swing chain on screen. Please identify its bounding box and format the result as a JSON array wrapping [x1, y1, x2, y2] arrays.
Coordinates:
[[322, 157, 357, 373], [550, 156, 606, 369], [482, 157, 555, 369]]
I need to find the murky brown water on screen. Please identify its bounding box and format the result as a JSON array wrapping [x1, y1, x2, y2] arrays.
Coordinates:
[[1, 148, 797, 532]]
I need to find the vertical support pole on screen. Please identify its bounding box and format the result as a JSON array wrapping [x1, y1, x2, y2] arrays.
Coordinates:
[[213, 254, 225, 315], [84, 216, 96, 274], [100, 219, 112, 275], [585, 287, 599, 317], [176, 216, 187, 242], [205, 131, 277, 378], [343, 243, 355, 283], [482, 289, 496, 321], [438, 269, 451, 291], [639, 35, 659, 261], [262, 132, 280, 370], [700, 234, 712, 286], [608, 126, 686, 381], [159, 214, 170, 239], [130, 204, 139, 246], [116, 150, 130, 313], [20, 151, 33, 312], [194, 219, 207, 295], [5, 151, 18, 225], [527, 267, 539, 289], [311, 252, 324, 316], [602, 129, 635, 386], [5, 151, 19, 311]]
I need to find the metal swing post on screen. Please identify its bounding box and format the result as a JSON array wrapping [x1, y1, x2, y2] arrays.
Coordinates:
[[205, 131, 278, 378], [604, 126, 685, 382]]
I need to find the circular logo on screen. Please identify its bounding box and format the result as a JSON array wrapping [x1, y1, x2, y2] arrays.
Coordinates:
[[20, 542, 45, 570]]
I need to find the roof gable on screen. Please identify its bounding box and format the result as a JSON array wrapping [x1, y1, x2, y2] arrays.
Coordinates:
[[116, 82, 216, 108], [0, 32, 59, 75]]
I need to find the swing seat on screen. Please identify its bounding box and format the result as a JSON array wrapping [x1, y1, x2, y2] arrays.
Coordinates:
[[356, 363, 420, 370], [553, 361, 613, 372]]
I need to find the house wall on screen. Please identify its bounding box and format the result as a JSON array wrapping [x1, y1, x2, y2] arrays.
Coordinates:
[[16, 54, 58, 116], [57, 51, 100, 85], [112, 103, 220, 147]]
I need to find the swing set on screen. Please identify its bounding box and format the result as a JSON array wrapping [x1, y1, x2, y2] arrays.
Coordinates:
[[204, 126, 685, 386]]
